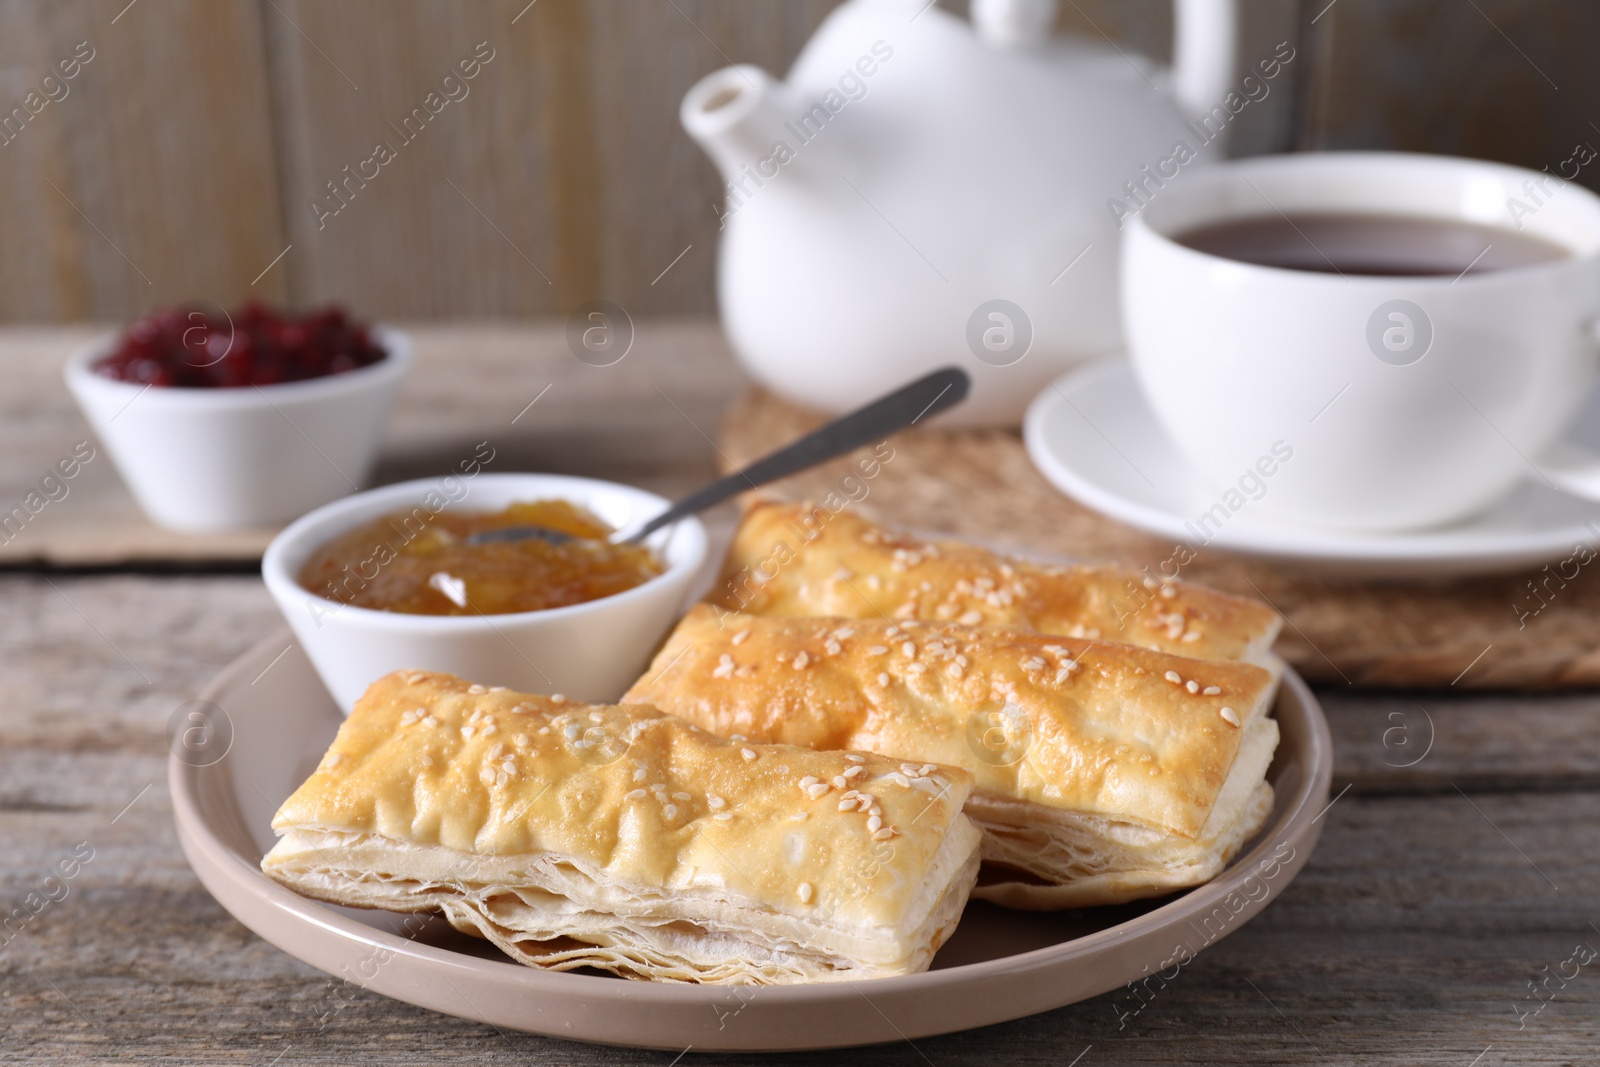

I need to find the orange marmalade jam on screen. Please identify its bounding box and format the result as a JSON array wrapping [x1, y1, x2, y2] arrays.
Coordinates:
[[299, 500, 665, 616]]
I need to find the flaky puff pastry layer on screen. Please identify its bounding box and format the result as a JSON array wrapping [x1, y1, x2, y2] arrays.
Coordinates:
[[262, 671, 981, 984], [625, 607, 1279, 907], [708, 502, 1283, 671]]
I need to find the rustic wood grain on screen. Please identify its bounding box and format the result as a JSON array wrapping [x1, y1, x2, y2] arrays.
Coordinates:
[[10, 329, 1599, 1060], [0, 0, 288, 320], [0, 321, 746, 565], [0, 0, 1305, 324], [3, 573, 1600, 1064], [3, 8, 1600, 1052], [1301, 0, 1600, 185], [719, 386, 1600, 690], [260, 0, 846, 321], [1320, 686, 1600, 794], [4, 0, 1598, 323]]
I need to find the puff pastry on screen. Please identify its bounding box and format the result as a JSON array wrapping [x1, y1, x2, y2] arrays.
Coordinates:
[[709, 502, 1283, 675], [625, 606, 1279, 909], [262, 671, 980, 984]]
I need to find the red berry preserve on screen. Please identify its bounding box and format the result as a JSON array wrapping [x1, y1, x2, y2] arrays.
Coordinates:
[[93, 302, 386, 388]]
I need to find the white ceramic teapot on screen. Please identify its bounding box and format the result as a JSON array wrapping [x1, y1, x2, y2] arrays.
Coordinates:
[[682, 0, 1242, 427]]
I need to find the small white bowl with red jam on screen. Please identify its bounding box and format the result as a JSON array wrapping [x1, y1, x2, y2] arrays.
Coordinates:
[[261, 473, 710, 710], [64, 303, 408, 531]]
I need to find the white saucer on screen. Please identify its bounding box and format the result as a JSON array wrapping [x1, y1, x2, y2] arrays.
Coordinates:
[[1024, 360, 1600, 579]]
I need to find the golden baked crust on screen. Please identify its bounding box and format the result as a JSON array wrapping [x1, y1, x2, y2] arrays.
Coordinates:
[[626, 606, 1273, 837], [624, 607, 1278, 906], [708, 501, 1282, 668], [263, 671, 981, 984], [966, 724, 1278, 909]]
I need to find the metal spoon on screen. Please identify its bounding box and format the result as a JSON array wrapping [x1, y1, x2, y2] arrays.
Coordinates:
[[467, 366, 970, 548]]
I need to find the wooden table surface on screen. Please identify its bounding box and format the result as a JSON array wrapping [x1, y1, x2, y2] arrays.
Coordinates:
[[4, 322, 1598, 1066]]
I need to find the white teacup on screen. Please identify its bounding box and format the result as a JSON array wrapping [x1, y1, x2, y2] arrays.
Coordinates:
[[1122, 152, 1600, 532]]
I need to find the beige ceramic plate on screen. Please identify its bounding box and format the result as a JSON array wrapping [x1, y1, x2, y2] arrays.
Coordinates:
[[171, 631, 1333, 1052]]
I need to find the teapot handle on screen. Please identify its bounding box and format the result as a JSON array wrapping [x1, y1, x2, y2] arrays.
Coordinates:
[[972, 0, 1239, 132], [1173, 0, 1238, 125]]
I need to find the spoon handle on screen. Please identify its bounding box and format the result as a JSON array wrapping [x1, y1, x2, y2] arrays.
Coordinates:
[[624, 366, 970, 544]]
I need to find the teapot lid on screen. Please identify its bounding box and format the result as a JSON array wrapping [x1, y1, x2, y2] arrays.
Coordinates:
[[971, 0, 1058, 49]]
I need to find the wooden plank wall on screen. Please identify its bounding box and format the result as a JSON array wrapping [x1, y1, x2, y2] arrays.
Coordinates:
[[0, 0, 287, 318], [1300, 0, 1600, 171], [0, 0, 1587, 324]]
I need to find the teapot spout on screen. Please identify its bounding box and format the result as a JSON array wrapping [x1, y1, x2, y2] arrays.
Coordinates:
[[681, 65, 794, 184]]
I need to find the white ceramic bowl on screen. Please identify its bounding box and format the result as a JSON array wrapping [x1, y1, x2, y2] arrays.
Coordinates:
[[64, 327, 410, 532], [260, 473, 710, 713]]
